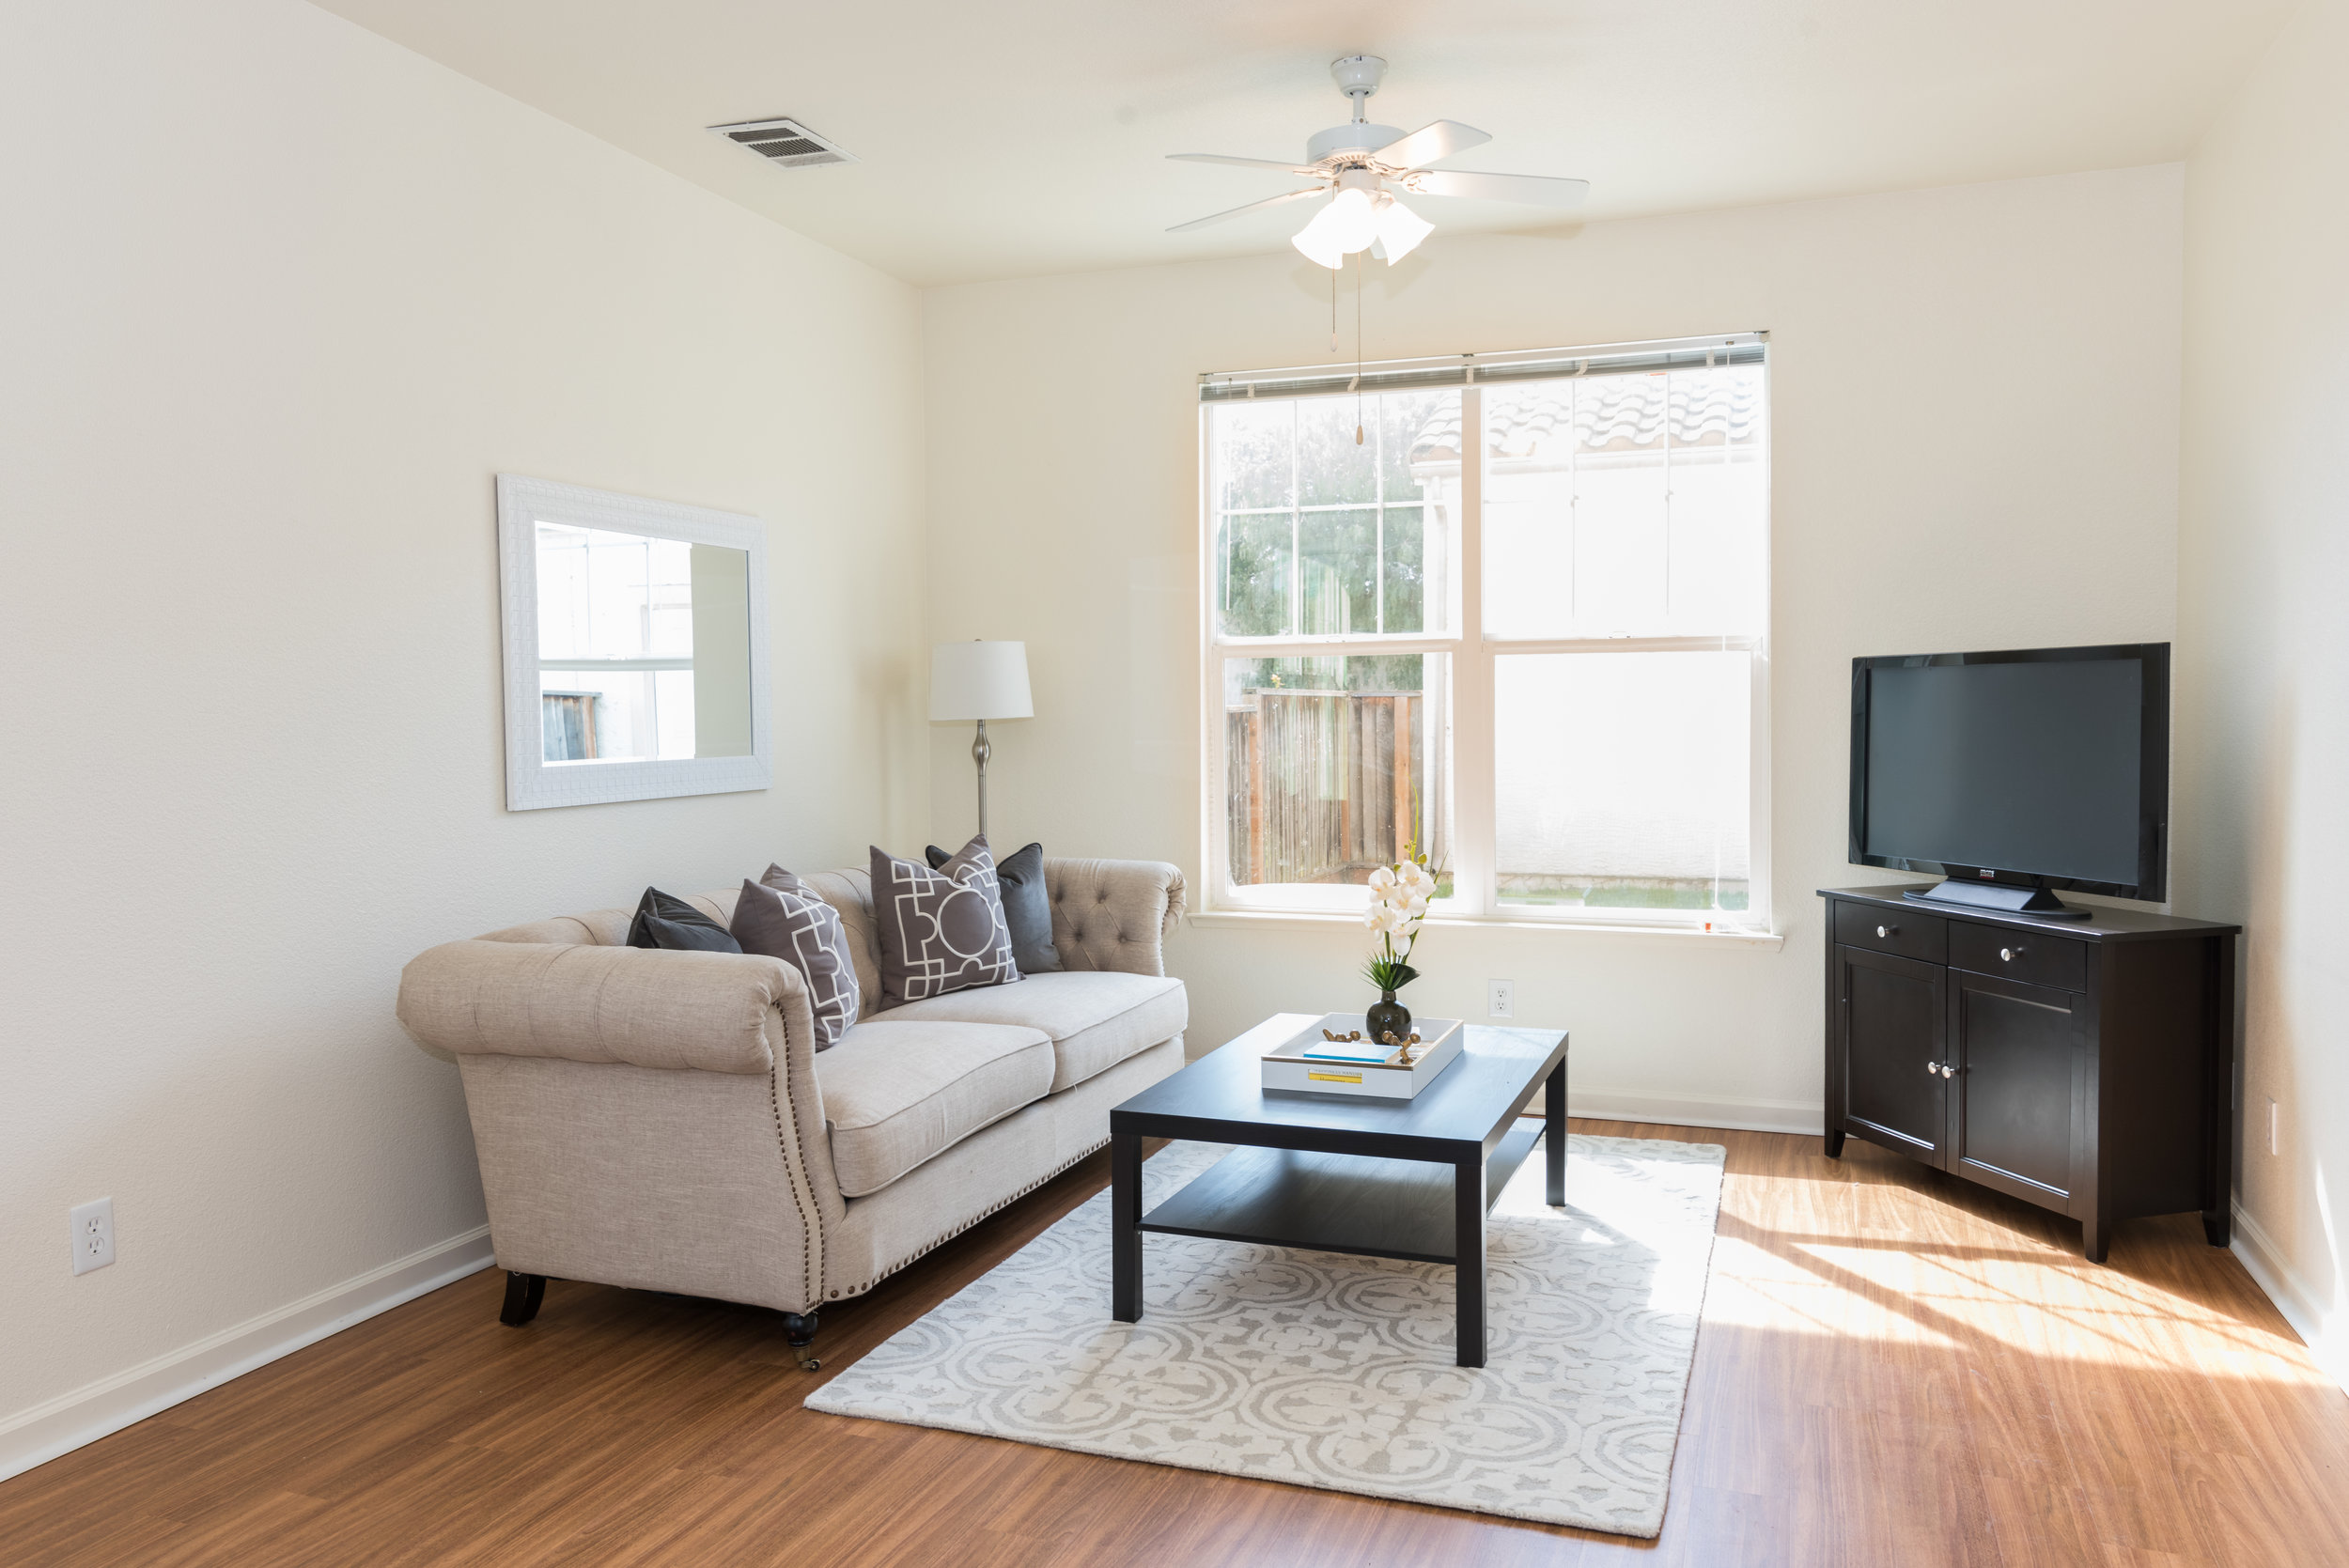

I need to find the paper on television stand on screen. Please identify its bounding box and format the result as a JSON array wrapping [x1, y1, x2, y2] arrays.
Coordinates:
[[1259, 1014, 1465, 1100]]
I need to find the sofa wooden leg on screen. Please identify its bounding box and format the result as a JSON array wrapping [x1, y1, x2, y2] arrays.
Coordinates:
[[785, 1311, 821, 1372], [499, 1271, 547, 1327]]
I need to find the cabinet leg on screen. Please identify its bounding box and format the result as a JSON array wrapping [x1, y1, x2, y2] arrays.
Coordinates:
[[2202, 1208, 2232, 1249], [1824, 1129, 1845, 1159], [2083, 1216, 2110, 1265]]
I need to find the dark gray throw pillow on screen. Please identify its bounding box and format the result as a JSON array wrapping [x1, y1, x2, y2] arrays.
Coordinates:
[[730, 870, 861, 1050], [626, 888, 742, 953], [926, 839, 1064, 974], [869, 837, 1020, 1006]]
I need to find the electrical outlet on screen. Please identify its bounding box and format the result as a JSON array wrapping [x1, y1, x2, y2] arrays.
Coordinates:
[[2269, 1097, 2280, 1157], [1487, 979, 1516, 1019], [70, 1197, 115, 1276]]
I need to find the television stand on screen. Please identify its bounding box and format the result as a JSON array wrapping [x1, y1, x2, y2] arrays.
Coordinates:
[[1820, 885, 2240, 1263], [1905, 880, 2094, 919]]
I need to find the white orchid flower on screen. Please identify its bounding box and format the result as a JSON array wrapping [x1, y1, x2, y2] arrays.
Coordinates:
[[1404, 894, 1428, 919], [1367, 866, 1397, 894], [1401, 865, 1435, 895]]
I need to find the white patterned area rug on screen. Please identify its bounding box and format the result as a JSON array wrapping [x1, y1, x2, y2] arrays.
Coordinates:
[[805, 1132, 1726, 1537]]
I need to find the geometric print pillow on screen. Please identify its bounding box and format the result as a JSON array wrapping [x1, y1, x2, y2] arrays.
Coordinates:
[[729, 868, 862, 1050], [868, 836, 1021, 1007]]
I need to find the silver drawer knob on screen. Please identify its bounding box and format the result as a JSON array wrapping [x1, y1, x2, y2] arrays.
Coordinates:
[[1876, 924, 1894, 939], [1942, 1063, 1957, 1079], [1925, 1060, 1941, 1075], [2000, 945, 2022, 962]]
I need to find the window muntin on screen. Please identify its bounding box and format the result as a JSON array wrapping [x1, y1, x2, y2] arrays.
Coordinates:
[[1211, 390, 1458, 642]]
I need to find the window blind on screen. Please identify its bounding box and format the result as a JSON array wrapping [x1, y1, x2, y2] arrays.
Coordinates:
[[1198, 332, 1766, 404]]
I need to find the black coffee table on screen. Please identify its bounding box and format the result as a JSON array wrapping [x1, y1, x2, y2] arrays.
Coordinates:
[[1108, 1014, 1570, 1368]]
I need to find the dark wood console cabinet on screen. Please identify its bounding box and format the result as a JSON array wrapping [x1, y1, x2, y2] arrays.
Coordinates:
[[1819, 886, 2239, 1263]]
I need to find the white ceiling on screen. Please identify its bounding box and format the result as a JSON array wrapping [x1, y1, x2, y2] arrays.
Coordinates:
[[313, 0, 2291, 287]]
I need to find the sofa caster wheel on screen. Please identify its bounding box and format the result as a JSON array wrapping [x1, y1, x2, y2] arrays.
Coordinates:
[[783, 1309, 819, 1372]]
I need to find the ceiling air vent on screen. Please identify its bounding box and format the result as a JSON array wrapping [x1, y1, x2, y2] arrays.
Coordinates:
[[708, 116, 856, 169]]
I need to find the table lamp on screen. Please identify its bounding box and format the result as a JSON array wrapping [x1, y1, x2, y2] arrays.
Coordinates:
[[930, 640, 1033, 840]]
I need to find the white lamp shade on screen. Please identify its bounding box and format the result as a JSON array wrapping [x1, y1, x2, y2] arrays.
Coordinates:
[[930, 640, 1034, 722]]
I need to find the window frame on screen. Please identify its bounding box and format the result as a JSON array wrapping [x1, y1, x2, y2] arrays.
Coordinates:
[[1198, 349, 1773, 932]]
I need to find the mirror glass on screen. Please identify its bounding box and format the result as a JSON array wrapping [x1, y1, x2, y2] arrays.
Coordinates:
[[533, 524, 754, 763]]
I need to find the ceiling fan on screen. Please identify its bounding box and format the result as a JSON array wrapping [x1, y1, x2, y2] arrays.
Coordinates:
[[1166, 54, 1590, 268]]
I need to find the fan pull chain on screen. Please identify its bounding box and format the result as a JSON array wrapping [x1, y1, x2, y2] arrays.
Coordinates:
[[1330, 260, 1338, 353], [1355, 253, 1365, 443]]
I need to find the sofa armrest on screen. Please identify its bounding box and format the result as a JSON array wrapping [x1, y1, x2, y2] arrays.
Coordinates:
[[397, 939, 812, 1076], [1043, 859, 1186, 977]]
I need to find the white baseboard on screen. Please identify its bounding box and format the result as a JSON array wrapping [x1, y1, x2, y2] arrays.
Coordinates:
[[1564, 1088, 1823, 1137], [2231, 1202, 2348, 1397], [0, 1226, 495, 1484]]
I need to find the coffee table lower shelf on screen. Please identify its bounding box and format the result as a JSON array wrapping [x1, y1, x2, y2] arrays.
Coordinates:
[[1138, 1120, 1546, 1265]]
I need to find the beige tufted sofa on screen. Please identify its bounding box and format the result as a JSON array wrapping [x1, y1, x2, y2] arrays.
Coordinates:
[[397, 858, 1186, 1355]]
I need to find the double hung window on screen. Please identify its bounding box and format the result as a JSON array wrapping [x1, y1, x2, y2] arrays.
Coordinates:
[[1202, 335, 1770, 928]]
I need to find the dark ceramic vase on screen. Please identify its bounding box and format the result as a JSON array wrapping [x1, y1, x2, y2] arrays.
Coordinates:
[[1365, 990, 1412, 1046]]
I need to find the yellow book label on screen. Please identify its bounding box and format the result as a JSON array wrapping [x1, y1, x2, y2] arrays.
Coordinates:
[[1307, 1071, 1364, 1084]]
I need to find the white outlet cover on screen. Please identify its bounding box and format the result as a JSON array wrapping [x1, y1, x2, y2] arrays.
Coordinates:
[[1487, 979, 1516, 1018], [70, 1197, 115, 1276]]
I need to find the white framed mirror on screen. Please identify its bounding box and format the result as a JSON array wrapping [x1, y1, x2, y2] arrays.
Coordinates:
[[496, 474, 771, 811]]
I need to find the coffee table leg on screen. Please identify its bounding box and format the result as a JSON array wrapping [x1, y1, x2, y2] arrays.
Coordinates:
[[1546, 1056, 1567, 1206], [1455, 1157, 1486, 1368], [1112, 1131, 1142, 1322]]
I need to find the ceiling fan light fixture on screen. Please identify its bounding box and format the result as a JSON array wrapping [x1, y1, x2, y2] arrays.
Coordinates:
[[1291, 217, 1349, 270], [1291, 171, 1383, 269], [1373, 194, 1433, 263]]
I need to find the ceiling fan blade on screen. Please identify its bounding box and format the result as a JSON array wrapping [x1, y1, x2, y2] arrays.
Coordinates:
[[1401, 169, 1591, 208], [1166, 186, 1329, 234], [1168, 153, 1326, 176], [1377, 118, 1492, 171]]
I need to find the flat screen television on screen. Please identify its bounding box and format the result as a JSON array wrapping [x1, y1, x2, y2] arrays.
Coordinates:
[[1849, 644, 2169, 916]]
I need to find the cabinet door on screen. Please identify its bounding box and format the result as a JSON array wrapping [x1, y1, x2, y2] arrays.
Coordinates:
[[1838, 945, 1948, 1164], [1948, 970, 2083, 1206]]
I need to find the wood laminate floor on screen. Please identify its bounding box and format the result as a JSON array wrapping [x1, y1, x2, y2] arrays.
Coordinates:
[[5, 1121, 2346, 1566]]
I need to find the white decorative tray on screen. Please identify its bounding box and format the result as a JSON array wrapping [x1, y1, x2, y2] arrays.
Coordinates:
[[1259, 1014, 1465, 1100]]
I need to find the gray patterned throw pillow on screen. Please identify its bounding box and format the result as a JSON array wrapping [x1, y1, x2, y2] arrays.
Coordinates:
[[869, 836, 1020, 1006], [729, 868, 862, 1050]]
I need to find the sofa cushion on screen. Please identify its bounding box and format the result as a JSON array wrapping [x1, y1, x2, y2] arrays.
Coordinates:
[[730, 873, 861, 1050], [869, 841, 1020, 1006], [792, 869, 882, 1005], [814, 1019, 1053, 1198], [879, 971, 1187, 1094], [627, 888, 742, 953], [927, 839, 1064, 975]]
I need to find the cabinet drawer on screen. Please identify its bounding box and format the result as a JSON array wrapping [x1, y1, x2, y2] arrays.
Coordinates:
[[1950, 924, 2089, 992], [1834, 903, 1946, 963]]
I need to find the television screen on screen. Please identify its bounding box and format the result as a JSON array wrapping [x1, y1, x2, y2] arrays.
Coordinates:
[[1853, 646, 2167, 897]]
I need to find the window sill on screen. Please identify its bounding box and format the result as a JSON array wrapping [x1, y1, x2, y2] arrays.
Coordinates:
[[1184, 907, 1785, 950]]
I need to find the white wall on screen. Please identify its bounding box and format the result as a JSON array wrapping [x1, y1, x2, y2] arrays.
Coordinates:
[[2176, 0, 2349, 1389], [922, 166, 2185, 1130], [0, 0, 926, 1467]]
